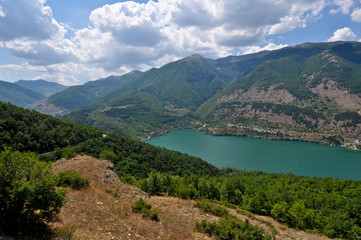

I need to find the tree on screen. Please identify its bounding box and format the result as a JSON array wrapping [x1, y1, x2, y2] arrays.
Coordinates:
[[0, 148, 65, 236]]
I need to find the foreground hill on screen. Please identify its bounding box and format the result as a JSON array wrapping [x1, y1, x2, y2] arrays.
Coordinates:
[[30, 71, 142, 115], [15, 79, 68, 97], [0, 101, 220, 177], [1, 102, 359, 239], [50, 155, 335, 240], [0, 80, 45, 107], [196, 42, 361, 146]]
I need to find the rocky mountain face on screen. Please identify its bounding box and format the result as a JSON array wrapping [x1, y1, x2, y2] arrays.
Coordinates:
[[196, 42, 361, 146]]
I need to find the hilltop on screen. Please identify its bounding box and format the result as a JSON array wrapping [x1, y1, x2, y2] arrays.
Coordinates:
[[50, 155, 335, 240]]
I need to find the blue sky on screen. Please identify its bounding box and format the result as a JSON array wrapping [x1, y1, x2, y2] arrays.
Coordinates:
[[0, 0, 360, 85]]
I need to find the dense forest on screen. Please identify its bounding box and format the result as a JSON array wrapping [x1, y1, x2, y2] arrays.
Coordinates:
[[136, 171, 361, 239], [0, 102, 220, 177]]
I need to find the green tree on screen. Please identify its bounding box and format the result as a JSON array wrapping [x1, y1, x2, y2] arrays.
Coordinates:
[[99, 149, 117, 162], [0, 148, 65, 236]]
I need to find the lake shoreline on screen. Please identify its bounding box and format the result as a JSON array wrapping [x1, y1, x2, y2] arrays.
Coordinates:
[[146, 129, 361, 180], [143, 124, 360, 151]]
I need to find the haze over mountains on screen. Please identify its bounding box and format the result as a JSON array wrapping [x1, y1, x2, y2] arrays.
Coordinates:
[[1, 41, 360, 147]]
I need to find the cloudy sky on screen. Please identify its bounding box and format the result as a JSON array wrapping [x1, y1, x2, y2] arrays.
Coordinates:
[[0, 0, 361, 85]]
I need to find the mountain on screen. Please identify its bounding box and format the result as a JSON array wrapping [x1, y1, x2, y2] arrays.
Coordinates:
[[196, 42, 361, 144], [64, 53, 268, 138], [0, 80, 45, 107], [15, 79, 68, 97], [31, 71, 142, 115]]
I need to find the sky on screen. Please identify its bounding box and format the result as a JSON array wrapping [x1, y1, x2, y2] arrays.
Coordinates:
[[0, 0, 361, 85]]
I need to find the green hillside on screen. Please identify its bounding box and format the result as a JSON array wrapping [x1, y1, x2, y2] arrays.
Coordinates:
[[15, 79, 68, 97], [0, 80, 45, 107], [0, 101, 220, 177], [65, 54, 263, 138], [46, 71, 142, 111]]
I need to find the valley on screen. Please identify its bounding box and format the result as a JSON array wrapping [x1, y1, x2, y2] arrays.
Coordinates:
[[1, 41, 361, 239]]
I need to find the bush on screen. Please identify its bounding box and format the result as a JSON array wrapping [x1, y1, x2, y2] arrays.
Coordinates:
[[195, 216, 270, 240], [61, 147, 77, 159], [132, 198, 159, 221], [99, 150, 117, 162], [0, 148, 65, 236], [194, 200, 229, 217], [56, 170, 90, 189]]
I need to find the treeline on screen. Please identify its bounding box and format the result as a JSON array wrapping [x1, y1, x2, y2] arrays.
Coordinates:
[[0, 102, 102, 153], [136, 171, 361, 239], [56, 135, 221, 178], [0, 102, 221, 178]]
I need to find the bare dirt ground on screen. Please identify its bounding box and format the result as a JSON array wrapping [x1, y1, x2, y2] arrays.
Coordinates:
[[50, 155, 337, 240]]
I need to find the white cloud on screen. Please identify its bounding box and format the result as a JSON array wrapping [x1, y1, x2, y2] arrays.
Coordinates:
[[330, 0, 354, 14], [0, 0, 350, 84], [0, 0, 64, 41], [351, 8, 361, 21], [0, 64, 23, 70], [327, 27, 357, 42], [241, 43, 289, 55]]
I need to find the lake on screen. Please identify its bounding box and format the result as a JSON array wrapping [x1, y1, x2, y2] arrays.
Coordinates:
[[146, 129, 361, 180]]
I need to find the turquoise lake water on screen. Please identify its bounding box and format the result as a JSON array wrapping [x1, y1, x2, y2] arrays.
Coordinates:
[[146, 129, 361, 180]]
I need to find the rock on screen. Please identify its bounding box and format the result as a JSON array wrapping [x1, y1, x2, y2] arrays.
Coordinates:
[[105, 162, 114, 170]]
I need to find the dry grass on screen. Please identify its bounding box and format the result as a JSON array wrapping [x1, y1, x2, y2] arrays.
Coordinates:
[[51, 156, 212, 240], [50, 155, 336, 240]]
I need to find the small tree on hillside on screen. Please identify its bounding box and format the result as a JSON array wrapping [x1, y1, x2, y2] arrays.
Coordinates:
[[0, 148, 65, 236]]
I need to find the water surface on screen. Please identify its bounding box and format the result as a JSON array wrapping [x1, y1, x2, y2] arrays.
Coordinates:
[[146, 129, 361, 180]]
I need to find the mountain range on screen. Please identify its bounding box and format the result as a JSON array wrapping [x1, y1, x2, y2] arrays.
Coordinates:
[[1, 41, 360, 147], [15, 79, 68, 97]]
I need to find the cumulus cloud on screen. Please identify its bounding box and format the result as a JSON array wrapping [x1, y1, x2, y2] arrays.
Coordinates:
[[0, 0, 63, 41], [241, 43, 289, 55], [0, 0, 355, 84], [73, 0, 328, 72], [327, 27, 357, 42], [351, 8, 361, 22]]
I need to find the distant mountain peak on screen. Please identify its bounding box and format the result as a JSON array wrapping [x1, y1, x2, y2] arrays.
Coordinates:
[[179, 54, 207, 64], [189, 53, 204, 59]]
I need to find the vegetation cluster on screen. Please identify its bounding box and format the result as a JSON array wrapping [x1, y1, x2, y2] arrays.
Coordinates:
[[136, 171, 361, 239], [132, 197, 159, 221]]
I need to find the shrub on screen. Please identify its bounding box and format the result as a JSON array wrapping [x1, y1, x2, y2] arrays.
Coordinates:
[[56, 170, 90, 189], [132, 198, 159, 221], [194, 200, 229, 217], [0, 148, 65, 236], [195, 216, 271, 240], [61, 147, 77, 159], [99, 150, 117, 162]]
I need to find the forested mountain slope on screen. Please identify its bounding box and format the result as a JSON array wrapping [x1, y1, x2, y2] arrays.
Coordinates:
[[0, 80, 45, 107], [30, 71, 142, 115], [15, 79, 68, 97], [64, 53, 269, 138]]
